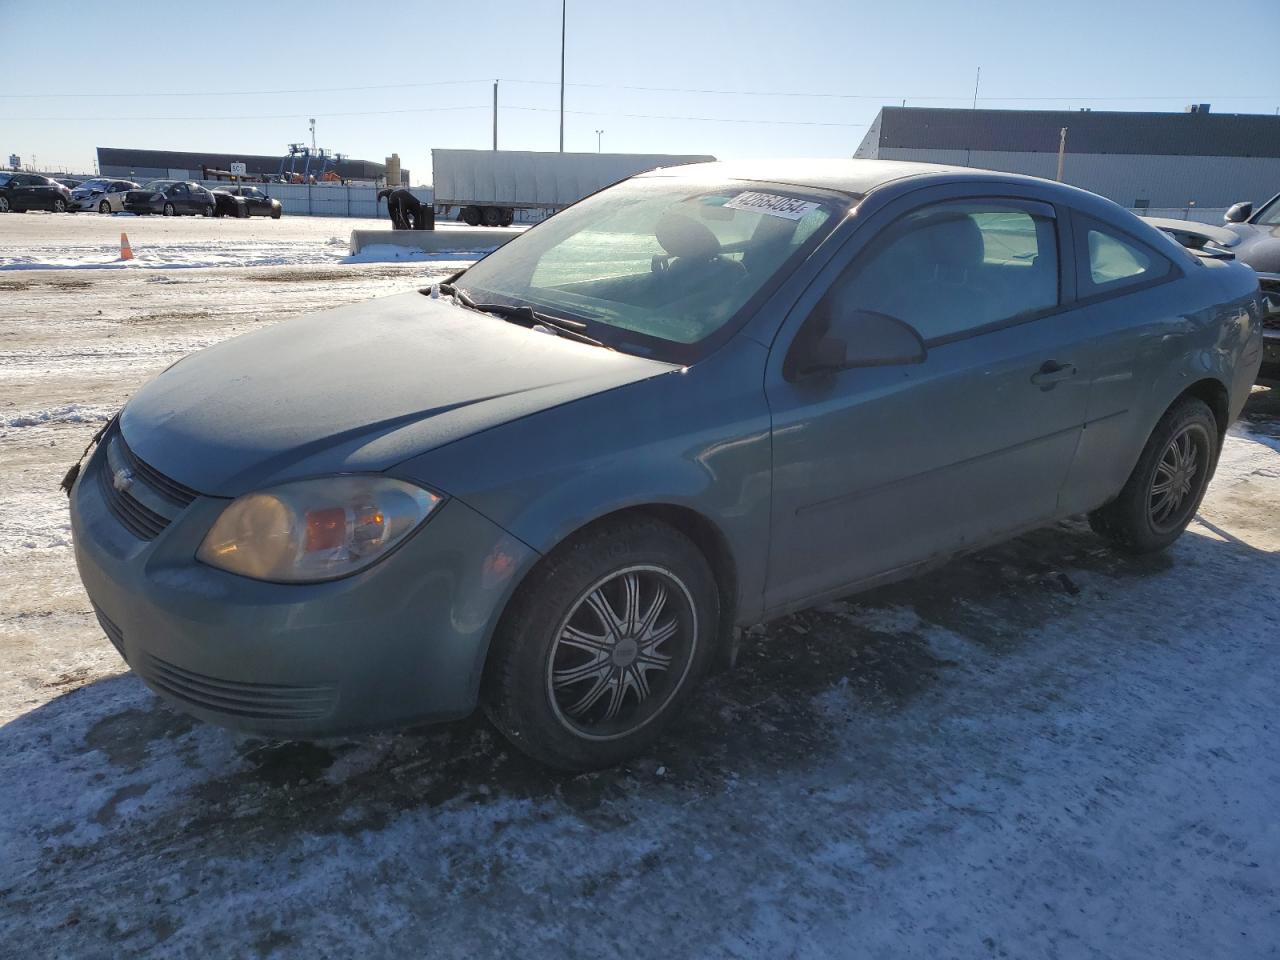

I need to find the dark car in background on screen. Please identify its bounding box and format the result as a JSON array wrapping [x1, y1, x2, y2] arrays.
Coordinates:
[[215, 184, 282, 219], [122, 180, 216, 217], [210, 189, 247, 219], [70, 161, 1263, 770], [70, 177, 140, 213], [0, 172, 72, 213], [1145, 194, 1280, 382]]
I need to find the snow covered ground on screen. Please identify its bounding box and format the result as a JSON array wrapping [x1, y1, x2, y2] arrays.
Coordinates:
[[1, 214, 1278, 959], [0, 211, 514, 271]]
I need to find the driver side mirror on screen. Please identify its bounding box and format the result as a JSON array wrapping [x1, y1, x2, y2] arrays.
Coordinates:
[[788, 308, 927, 380], [1225, 201, 1252, 223]]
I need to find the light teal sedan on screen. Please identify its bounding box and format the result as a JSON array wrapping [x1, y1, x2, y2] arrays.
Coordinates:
[[69, 160, 1265, 769]]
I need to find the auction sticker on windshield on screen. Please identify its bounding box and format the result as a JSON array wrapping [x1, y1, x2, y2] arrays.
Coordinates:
[[723, 191, 821, 220]]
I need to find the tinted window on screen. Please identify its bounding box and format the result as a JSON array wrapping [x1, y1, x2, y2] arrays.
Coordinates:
[[1078, 218, 1172, 294], [825, 200, 1060, 342]]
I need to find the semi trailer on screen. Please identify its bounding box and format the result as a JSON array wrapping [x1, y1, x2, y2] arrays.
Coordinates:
[[432, 148, 715, 226]]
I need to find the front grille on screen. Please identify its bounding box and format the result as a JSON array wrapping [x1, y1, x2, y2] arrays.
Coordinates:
[[96, 428, 197, 540], [92, 603, 126, 660], [139, 653, 337, 722]]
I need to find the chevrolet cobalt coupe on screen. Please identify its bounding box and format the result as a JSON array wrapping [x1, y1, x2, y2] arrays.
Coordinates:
[[70, 161, 1264, 770]]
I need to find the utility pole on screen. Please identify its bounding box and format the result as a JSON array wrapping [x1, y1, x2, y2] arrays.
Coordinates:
[[595, 129, 604, 152], [559, 0, 566, 152], [493, 80, 499, 150], [1056, 127, 1067, 181], [972, 67, 980, 109]]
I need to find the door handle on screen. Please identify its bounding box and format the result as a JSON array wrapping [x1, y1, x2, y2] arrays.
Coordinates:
[[1030, 360, 1077, 388]]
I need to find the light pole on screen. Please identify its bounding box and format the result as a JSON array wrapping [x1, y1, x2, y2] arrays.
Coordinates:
[[595, 129, 604, 152], [559, 0, 566, 152]]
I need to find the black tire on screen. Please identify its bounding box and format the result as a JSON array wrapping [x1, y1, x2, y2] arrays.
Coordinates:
[[201, 204, 214, 217], [99, 200, 111, 214], [271, 207, 281, 220], [52, 197, 67, 213], [462, 205, 482, 227], [162, 202, 175, 217], [1089, 396, 1219, 554], [483, 517, 719, 771], [0, 197, 9, 213], [482, 206, 502, 227], [499, 207, 514, 227], [237, 202, 249, 219]]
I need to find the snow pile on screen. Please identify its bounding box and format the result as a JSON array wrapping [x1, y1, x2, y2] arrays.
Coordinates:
[[0, 403, 116, 430]]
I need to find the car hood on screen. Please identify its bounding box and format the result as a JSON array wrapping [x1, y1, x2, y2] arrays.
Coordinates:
[[121, 291, 675, 496]]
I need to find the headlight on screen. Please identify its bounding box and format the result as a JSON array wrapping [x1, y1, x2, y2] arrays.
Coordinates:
[[197, 476, 441, 583]]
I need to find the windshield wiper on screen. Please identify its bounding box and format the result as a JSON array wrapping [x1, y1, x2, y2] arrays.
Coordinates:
[[430, 283, 603, 347]]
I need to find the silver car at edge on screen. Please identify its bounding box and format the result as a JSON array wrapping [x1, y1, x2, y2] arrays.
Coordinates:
[[68, 160, 1264, 770]]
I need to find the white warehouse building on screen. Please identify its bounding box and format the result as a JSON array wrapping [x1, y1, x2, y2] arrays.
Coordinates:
[[854, 106, 1280, 220]]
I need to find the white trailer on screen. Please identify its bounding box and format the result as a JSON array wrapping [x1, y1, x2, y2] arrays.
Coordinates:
[[432, 149, 715, 227]]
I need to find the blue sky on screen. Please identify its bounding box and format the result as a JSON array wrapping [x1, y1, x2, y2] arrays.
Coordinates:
[[2, 0, 1276, 180]]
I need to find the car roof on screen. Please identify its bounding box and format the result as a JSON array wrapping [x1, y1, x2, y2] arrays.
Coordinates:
[[638, 159, 972, 196], [640, 158, 1117, 206]]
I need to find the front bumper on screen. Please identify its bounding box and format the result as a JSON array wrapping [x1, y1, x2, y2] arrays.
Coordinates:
[[121, 200, 159, 214], [70, 427, 537, 738], [70, 195, 102, 211]]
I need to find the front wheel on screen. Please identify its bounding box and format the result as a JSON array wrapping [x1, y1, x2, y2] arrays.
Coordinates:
[[99, 200, 111, 214], [483, 518, 718, 771], [201, 204, 214, 217], [52, 198, 67, 213], [1089, 396, 1219, 554]]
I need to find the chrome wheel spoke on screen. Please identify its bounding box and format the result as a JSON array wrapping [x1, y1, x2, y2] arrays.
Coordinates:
[[585, 588, 624, 638], [559, 624, 611, 656], [553, 657, 611, 690], [627, 664, 652, 702], [620, 572, 641, 634], [602, 674, 628, 720], [642, 618, 678, 651], [565, 671, 615, 717]]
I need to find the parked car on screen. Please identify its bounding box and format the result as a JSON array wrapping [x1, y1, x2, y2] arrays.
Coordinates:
[[69, 160, 1264, 770], [0, 172, 72, 213], [1145, 199, 1280, 382], [210, 189, 247, 219], [215, 184, 282, 219], [121, 180, 216, 217], [69, 178, 139, 213]]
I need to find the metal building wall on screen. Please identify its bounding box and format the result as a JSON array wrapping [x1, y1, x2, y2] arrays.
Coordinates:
[[873, 147, 1279, 211]]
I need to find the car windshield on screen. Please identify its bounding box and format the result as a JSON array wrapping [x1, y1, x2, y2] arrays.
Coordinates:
[[1255, 196, 1280, 226], [140, 180, 171, 191], [79, 178, 111, 191], [455, 177, 839, 360]]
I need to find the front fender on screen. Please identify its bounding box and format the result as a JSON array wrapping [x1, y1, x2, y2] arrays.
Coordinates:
[[394, 336, 774, 623]]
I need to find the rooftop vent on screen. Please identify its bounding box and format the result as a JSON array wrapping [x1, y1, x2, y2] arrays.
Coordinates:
[[1185, 103, 1212, 113]]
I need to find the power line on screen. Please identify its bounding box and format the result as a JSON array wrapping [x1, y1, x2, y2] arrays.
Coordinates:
[[2, 76, 1277, 104]]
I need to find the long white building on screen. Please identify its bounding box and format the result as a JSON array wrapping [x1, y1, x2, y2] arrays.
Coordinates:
[[854, 106, 1280, 218]]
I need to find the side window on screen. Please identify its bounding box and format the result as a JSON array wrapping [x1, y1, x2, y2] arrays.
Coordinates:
[[1076, 217, 1172, 295], [820, 200, 1060, 343]]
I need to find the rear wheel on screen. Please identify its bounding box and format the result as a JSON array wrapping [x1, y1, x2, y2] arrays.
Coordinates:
[[162, 202, 175, 217], [1089, 396, 1218, 554], [483, 518, 718, 771], [482, 206, 502, 227], [99, 200, 111, 214], [270, 207, 281, 220], [462, 205, 481, 226], [0, 196, 9, 213]]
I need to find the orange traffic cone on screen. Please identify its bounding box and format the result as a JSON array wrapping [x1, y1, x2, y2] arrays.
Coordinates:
[[119, 232, 133, 262]]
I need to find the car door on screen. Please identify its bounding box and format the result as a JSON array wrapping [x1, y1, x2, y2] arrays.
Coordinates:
[[763, 188, 1091, 612], [1053, 212, 1184, 514], [169, 182, 190, 213], [9, 174, 35, 210]]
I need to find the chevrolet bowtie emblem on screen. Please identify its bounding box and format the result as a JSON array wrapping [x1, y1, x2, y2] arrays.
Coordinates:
[[112, 467, 136, 494]]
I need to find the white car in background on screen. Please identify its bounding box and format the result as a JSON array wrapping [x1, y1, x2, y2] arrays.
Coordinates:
[[69, 178, 139, 213]]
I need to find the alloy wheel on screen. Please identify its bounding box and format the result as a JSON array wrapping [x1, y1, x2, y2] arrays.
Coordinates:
[[1149, 423, 1210, 532], [546, 564, 697, 741], [0, 197, 8, 213]]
